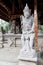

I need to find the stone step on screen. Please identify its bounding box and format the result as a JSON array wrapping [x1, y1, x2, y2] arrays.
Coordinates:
[[0, 61, 18, 65]]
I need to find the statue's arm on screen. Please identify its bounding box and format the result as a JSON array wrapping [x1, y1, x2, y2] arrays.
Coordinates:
[[29, 17, 34, 33], [31, 22, 34, 32], [20, 15, 24, 29], [28, 21, 34, 34]]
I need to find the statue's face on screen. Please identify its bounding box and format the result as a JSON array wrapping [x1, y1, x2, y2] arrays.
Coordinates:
[[24, 11, 30, 18]]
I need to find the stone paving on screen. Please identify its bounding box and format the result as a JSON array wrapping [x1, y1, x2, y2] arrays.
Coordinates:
[[0, 39, 42, 65], [0, 61, 18, 65], [0, 44, 21, 65]]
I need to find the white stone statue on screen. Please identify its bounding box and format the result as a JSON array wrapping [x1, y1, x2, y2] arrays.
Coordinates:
[[18, 4, 37, 60], [8, 20, 15, 33], [7, 20, 15, 46]]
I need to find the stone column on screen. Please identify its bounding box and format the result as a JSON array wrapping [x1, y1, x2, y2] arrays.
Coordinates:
[[9, 0, 16, 33], [0, 26, 4, 48]]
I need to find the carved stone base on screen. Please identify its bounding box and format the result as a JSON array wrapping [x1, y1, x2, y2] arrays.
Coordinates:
[[18, 51, 37, 65], [0, 44, 4, 48], [18, 56, 37, 62], [19, 60, 37, 65], [18, 48, 37, 61]]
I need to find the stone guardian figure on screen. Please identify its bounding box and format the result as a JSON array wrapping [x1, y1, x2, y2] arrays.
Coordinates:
[[18, 4, 37, 60]]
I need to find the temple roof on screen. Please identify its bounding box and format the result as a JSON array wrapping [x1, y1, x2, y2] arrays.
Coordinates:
[[0, 0, 43, 22]]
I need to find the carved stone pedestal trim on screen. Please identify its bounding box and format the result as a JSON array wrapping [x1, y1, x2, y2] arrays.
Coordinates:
[[18, 56, 37, 62], [18, 56, 37, 65], [19, 60, 37, 65]]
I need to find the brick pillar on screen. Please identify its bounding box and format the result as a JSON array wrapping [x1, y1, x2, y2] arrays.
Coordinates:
[[34, 0, 39, 51]]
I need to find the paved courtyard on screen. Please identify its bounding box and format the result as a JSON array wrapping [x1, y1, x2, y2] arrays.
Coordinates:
[[0, 37, 42, 65], [0, 44, 21, 65]]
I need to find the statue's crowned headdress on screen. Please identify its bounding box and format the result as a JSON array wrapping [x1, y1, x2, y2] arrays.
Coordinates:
[[23, 4, 31, 13]]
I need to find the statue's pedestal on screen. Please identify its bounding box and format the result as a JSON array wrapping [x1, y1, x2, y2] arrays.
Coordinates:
[[18, 56, 37, 61], [18, 55, 37, 65], [19, 59, 37, 65]]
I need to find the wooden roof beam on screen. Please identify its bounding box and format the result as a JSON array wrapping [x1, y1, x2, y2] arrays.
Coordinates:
[[11, 0, 15, 15], [10, 14, 22, 20], [0, 9, 10, 19], [0, 1, 11, 14], [18, 0, 23, 10]]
